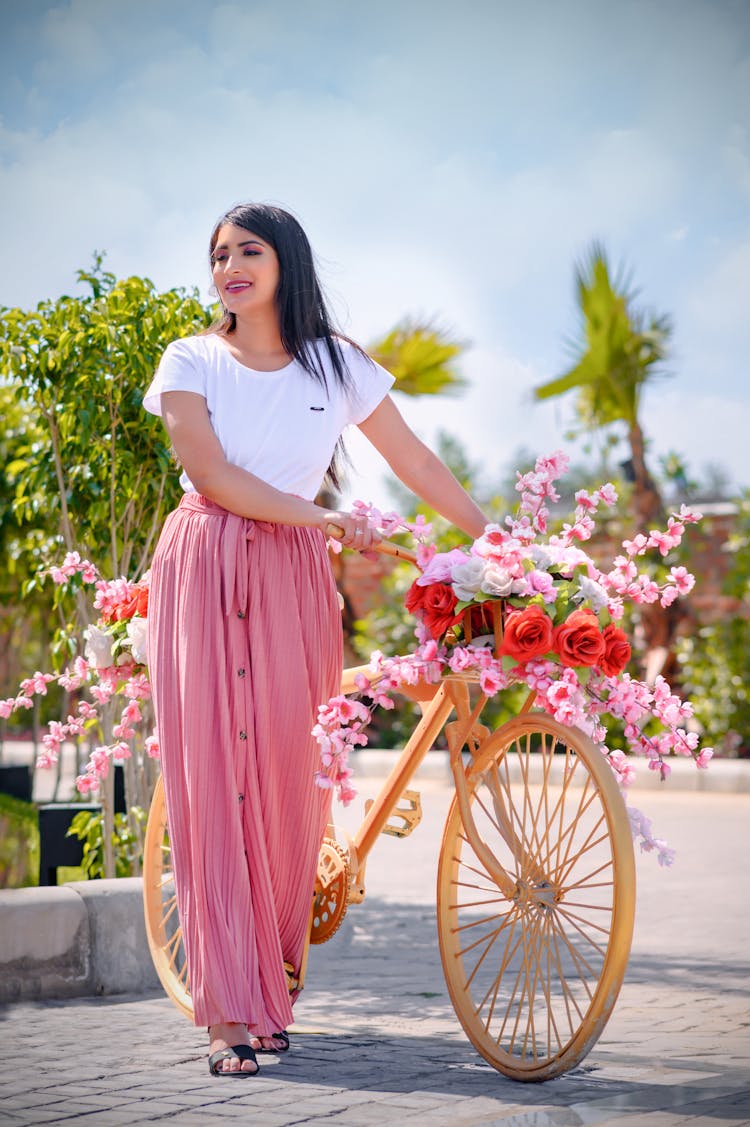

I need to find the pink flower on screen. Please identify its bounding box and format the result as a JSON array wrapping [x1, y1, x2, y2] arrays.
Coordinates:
[[607, 748, 637, 786], [520, 570, 558, 603], [89, 747, 111, 778], [59, 671, 84, 691], [479, 666, 507, 696], [122, 699, 142, 725], [622, 534, 648, 556], [91, 680, 115, 704], [0, 698, 15, 719], [696, 747, 713, 769], [76, 774, 100, 795], [668, 566, 695, 595], [676, 504, 702, 524], [416, 548, 469, 586], [647, 528, 680, 556], [596, 483, 618, 506], [21, 672, 54, 696], [574, 489, 597, 512], [448, 646, 482, 673], [407, 513, 433, 540], [145, 735, 160, 758], [637, 577, 660, 603]]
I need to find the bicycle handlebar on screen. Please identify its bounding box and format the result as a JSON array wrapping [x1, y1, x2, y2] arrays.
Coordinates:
[[325, 523, 417, 565]]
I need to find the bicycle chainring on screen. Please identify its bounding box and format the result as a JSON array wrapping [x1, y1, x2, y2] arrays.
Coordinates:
[[310, 837, 350, 945]]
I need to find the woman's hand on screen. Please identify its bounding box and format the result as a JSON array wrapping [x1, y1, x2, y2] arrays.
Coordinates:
[[319, 509, 381, 551]]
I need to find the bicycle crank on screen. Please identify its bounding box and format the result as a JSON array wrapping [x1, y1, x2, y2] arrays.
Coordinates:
[[310, 837, 350, 944]]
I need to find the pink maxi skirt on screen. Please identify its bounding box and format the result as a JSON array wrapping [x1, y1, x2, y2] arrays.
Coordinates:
[[147, 493, 341, 1032]]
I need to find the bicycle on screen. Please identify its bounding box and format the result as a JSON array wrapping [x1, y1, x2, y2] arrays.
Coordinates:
[[143, 538, 635, 1082]]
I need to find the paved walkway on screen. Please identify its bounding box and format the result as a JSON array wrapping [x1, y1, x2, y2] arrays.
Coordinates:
[[1, 777, 748, 1125]]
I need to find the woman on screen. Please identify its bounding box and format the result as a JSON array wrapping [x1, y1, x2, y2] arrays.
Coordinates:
[[144, 203, 487, 1077]]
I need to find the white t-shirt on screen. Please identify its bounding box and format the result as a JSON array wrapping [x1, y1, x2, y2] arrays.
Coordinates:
[[143, 334, 394, 499]]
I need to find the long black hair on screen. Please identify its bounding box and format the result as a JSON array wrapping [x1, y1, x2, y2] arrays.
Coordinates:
[[208, 203, 368, 491]]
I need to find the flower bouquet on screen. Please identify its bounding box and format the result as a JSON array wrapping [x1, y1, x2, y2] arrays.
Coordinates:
[[314, 452, 710, 864]]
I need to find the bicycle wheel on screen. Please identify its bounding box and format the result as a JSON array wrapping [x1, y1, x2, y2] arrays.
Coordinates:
[[142, 773, 193, 1018], [437, 714, 635, 1081]]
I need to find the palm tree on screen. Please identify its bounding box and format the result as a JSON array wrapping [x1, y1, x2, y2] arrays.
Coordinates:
[[368, 318, 467, 398], [533, 244, 670, 531], [534, 246, 689, 678]]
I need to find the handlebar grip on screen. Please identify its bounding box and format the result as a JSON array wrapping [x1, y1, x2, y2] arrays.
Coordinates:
[[325, 521, 418, 565]]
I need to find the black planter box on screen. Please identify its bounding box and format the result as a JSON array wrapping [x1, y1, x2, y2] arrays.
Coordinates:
[[0, 765, 32, 803], [38, 802, 102, 885]]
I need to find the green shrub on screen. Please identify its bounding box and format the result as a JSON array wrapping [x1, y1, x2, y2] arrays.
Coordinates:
[[0, 792, 39, 888]]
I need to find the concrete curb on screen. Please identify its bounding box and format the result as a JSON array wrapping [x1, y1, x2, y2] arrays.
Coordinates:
[[0, 877, 159, 1005]]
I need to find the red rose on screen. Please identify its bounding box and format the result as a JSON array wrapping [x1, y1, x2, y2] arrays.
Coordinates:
[[405, 580, 461, 640], [115, 584, 149, 622], [599, 623, 631, 676], [500, 605, 554, 662], [553, 608, 606, 668]]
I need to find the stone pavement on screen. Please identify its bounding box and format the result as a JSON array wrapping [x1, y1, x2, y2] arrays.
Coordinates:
[[0, 776, 748, 1126]]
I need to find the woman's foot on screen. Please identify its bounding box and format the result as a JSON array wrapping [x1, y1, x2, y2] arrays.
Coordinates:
[[208, 1023, 259, 1075], [249, 1030, 290, 1053]]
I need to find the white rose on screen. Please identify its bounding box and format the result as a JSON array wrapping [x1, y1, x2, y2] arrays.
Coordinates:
[[451, 558, 486, 602], [84, 624, 115, 669], [126, 617, 149, 665], [528, 544, 554, 570], [481, 563, 515, 597], [577, 576, 609, 613]]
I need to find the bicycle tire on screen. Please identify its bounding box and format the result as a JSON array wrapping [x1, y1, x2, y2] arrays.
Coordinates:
[[436, 714, 635, 1081], [142, 773, 193, 1019]]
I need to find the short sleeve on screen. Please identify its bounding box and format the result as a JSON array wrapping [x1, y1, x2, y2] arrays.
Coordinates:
[[345, 347, 395, 425], [143, 339, 207, 416]]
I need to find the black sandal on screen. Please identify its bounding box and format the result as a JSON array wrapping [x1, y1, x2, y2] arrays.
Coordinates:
[[254, 1031, 290, 1054], [208, 1043, 259, 1077]]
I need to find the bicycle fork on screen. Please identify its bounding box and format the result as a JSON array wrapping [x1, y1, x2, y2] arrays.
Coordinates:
[[443, 681, 555, 908]]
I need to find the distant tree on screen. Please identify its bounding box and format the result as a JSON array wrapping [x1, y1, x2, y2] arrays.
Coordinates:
[[676, 492, 750, 756], [533, 244, 670, 531], [533, 246, 684, 674], [0, 255, 213, 641], [368, 318, 467, 398]]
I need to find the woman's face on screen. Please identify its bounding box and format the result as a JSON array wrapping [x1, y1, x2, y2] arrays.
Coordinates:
[[211, 223, 280, 317]]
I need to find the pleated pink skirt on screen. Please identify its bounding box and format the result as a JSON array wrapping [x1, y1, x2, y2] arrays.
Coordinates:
[[147, 493, 341, 1031]]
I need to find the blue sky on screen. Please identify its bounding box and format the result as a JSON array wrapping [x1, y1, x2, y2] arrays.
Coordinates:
[[1, 0, 749, 508]]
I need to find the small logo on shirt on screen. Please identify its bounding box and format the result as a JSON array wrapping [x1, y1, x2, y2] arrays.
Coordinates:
[[310, 406, 325, 412]]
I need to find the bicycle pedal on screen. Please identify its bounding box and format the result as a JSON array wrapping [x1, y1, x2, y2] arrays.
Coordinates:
[[380, 789, 422, 838]]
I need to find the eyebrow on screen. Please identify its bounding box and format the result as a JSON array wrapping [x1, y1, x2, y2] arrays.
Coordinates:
[[213, 238, 265, 251]]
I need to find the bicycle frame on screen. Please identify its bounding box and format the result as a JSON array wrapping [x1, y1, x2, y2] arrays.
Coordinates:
[[338, 672, 539, 907]]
